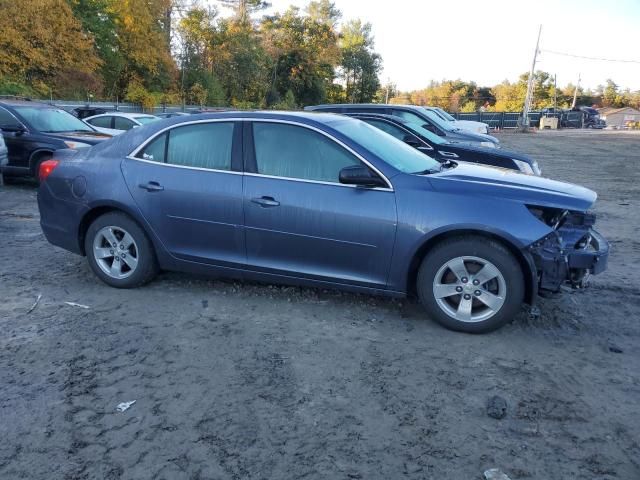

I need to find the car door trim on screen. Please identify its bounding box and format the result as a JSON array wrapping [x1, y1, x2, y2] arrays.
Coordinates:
[[127, 118, 394, 191]]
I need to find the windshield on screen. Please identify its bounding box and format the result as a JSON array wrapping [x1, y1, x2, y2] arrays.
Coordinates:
[[329, 118, 442, 174], [134, 116, 160, 125], [434, 107, 456, 122], [15, 107, 94, 132]]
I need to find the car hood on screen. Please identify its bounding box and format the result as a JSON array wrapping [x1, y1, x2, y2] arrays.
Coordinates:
[[440, 143, 533, 163], [427, 162, 596, 211], [46, 131, 112, 145], [454, 120, 488, 128]]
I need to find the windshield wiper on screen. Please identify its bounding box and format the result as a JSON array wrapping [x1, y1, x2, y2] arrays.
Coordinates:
[[414, 167, 442, 175]]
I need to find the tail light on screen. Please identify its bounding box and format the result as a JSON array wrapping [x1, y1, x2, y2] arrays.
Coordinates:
[[39, 159, 60, 183]]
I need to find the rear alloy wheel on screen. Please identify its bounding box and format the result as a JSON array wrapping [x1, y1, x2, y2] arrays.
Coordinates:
[[85, 212, 158, 288], [417, 237, 524, 333]]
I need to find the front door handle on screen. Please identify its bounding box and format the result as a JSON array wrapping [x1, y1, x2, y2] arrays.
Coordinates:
[[439, 151, 459, 159], [251, 196, 280, 208], [139, 181, 164, 192]]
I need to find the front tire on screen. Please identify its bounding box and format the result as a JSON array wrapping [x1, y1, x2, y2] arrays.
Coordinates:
[[417, 236, 525, 333], [85, 212, 158, 288]]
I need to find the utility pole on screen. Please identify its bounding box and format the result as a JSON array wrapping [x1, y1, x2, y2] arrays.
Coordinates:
[[571, 73, 581, 109], [520, 25, 542, 130], [553, 74, 557, 112]]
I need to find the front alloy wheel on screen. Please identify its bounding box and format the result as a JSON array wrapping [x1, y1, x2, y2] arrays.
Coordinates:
[[433, 256, 506, 323], [417, 236, 524, 333]]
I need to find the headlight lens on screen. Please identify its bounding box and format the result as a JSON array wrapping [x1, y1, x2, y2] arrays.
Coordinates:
[[63, 141, 91, 149], [513, 159, 535, 175], [480, 141, 496, 149]]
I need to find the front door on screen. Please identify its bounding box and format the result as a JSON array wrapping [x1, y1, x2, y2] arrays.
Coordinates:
[[122, 120, 245, 267], [243, 121, 397, 288]]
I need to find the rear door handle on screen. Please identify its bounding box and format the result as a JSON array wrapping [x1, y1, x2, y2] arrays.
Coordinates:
[[251, 196, 280, 208], [139, 181, 164, 192]]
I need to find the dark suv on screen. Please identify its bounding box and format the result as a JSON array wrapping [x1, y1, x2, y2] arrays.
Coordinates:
[[0, 98, 111, 179], [305, 104, 501, 148]]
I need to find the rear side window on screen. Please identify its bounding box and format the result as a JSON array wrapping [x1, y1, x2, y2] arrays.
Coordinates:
[[252, 122, 360, 183], [89, 116, 112, 128], [167, 123, 234, 170], [137, 133, 167, 163]]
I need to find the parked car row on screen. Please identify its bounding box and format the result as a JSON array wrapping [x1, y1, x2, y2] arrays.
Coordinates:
[[29, 108, 609, 333]]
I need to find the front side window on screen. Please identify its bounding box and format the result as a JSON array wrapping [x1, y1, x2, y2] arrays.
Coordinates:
[[167, 122, 234, 170], [393, 110, 429, 127], [252, 122, 360, 183], [114, 117, 135, 131], [363, 119, 408, 141], [88, 116, 112, 128]]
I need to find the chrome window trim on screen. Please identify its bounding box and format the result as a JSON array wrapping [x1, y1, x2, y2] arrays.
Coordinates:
[[127, 117, 394, 191]]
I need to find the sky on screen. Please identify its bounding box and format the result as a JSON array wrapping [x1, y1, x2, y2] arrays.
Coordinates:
[[249, 0, 640, 92]]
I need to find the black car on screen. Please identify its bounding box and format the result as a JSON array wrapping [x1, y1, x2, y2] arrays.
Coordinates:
[[349, 113, 541, 175], [72, 106, 108, 119], [305, 104, 501, 148], [0, 99, 112, 179]]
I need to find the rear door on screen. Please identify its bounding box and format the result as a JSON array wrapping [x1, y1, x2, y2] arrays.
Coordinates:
[[242, 121, 397, 288], [0, 106, 30, 168], [122, 120, 245, 267]]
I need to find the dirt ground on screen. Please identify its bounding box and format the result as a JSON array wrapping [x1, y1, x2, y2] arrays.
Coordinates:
[[1, 130, 639, 480]]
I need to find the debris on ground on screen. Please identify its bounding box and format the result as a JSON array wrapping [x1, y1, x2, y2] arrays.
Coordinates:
[[27, 294, 42, 314], [484, 468, 512, 480], [64, 301, 90, 309], [608, 344, 623, 354], [116, 400, 136, 412], [487, 395, 508, 419]]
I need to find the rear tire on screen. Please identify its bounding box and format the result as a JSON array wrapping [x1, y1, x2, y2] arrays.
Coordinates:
[[84, 212, 158, 288], [416, 236, 525, 333]]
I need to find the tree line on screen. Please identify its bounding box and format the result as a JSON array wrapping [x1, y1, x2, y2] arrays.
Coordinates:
[[0, 0, 382, 109], [388, 73, 640, 112]]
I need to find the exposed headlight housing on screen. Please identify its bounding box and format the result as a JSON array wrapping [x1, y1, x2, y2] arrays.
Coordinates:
[[512, 159, 536, 175], [527, 205, 570, 229], [480, 141, 496, 149], [63, 141, 91, 149]]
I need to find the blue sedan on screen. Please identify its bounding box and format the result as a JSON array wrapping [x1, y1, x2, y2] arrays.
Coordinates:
[[37, 112, 609, 333]]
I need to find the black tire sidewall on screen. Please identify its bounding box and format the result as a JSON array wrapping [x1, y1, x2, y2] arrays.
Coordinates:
[[84, 212, 157, 288], [417, 237, 525, 333]]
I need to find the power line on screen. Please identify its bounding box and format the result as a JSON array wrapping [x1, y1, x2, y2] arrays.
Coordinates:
[[541, 49, 640, 64]]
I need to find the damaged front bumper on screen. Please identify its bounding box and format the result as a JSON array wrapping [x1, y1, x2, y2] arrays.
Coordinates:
[[528, 211, 609, 293]]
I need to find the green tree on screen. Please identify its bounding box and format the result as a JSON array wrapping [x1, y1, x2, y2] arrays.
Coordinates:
[[217, 0, 270, 23], [339, 20, 382, 103], [0, 0, 102, 97]]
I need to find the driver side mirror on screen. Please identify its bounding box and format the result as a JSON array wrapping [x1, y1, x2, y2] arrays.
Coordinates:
[[1, 124, 26, 135], [339, 165, 386, 188]]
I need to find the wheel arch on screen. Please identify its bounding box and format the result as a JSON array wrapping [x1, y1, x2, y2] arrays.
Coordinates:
[[405, 228, 538, 305], [28, 149, 55, 174], [77, 201, 156, 257]]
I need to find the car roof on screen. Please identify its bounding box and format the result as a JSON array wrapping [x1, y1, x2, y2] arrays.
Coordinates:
[[306, 103, 425, 112], [0, 99, 58, 108], [87, 112, 158, 119]]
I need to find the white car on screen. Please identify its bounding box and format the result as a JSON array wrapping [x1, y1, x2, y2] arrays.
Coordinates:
[[84, 112, 160, 135], [423, 107, 490, 135]]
